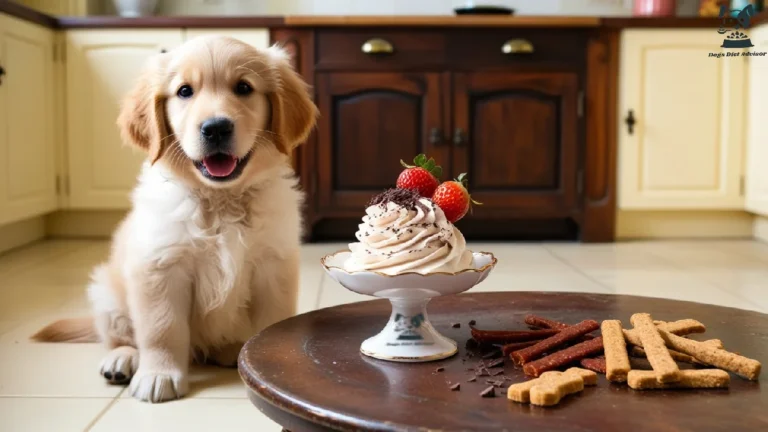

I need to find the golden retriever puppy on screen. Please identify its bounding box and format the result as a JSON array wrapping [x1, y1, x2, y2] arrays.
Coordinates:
[[32, 36, 318, 403]]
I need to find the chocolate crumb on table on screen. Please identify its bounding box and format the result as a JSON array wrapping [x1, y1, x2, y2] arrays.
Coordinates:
[[486, 358, 504, 369], [435, 367, 445, 373], [451, 322, 461, 328], [450, 383, 461, 391], [467, 376, 477, 382], [480, 386, 496, 398]]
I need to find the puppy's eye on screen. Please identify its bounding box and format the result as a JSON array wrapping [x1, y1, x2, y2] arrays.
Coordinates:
[[177, 85, 194, 99], [234, 80, 253, 96]]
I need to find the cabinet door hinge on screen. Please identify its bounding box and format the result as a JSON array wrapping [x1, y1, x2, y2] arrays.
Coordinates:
[[577, 169, 584, 195], [740, 175, 746, 196], [577, 90, 585, 118]]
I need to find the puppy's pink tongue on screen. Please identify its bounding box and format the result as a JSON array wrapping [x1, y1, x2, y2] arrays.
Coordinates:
[[202, 154, 237, 177]]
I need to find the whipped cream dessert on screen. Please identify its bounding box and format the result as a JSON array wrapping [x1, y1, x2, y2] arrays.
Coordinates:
[[344, 189, 473, 275]]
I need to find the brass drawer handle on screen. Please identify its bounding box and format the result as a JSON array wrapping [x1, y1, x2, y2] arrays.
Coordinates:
[[502, 39, 534, 55], [362, 38, 394, 55]]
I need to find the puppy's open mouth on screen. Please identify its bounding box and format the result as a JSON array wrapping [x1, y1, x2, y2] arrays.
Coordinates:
[[194, 152, 251, 182]]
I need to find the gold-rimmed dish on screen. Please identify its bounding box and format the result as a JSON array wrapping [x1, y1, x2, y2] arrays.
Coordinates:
[[320, 250, 497, 363]]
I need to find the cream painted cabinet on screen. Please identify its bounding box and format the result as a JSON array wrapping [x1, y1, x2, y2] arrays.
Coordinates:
[[0, 14, 57, 225], [65, 30, 184, 209], [184, 29, 270, 48], [745, 24, 768, 217], [618, 29, 746, 209]]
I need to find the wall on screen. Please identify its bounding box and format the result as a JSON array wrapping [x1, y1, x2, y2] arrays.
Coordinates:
[[112, 0, 701, 17]]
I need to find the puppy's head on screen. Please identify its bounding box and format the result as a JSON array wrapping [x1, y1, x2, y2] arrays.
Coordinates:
[[117, 36, 317, 188]]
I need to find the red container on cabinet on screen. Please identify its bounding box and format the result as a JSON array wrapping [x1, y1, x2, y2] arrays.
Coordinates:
[[633, 0, 677, 16]]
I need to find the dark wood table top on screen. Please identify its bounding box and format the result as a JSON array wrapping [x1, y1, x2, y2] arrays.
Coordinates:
[[238, 292, 768, 432]]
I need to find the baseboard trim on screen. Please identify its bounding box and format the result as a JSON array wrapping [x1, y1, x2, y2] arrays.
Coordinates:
[[616, 210, 755, 239], [0, 216, 46, 255], [45, 210, 126, 238], [754, 216, 768, 243]]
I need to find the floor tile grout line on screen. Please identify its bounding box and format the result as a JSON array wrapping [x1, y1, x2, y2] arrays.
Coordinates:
[[0, 395, 121, 399], [637, 248, 765, 312], [83, 388, 126, 432], [539, 245, 614, 293], [0, 240, 90, 281]]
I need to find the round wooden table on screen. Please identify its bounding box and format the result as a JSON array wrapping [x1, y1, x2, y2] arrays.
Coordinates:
[[238, 292, 768, 432]]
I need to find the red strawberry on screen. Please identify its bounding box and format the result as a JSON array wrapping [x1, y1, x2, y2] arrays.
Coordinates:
[[397, 154, 442, 198], [431, 173, 481, 223]]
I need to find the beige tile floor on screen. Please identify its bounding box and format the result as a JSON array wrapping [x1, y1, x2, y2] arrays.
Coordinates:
[[1, 239, 767, 431]]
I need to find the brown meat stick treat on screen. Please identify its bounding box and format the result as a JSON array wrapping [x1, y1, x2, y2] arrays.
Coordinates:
[[523, 337, 604, 377], [470, 326, 559, 344], [511, 320, 600, 365], [630, 313, 680, 383], [580, 357, 606, 374], [500, 340, 541, 356], [630, 346, 705, 366], [601, 320, 631, 383], [628, 369, 730, 390], [524, 315, 595, 340], [659, 330, 762, 380]]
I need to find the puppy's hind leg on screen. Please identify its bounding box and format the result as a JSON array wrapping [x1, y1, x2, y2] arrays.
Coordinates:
[[88, 265, 138, 385], [100, 346, 139, 384]]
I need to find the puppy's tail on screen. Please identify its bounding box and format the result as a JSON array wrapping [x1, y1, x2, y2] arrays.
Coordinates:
[[31, 317, 99, 343]]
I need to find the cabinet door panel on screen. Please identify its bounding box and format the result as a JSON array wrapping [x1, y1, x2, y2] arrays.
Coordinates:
[[471, 91, 560, 189], [746, 25, 768, 216], [453, 72, 579, 217], [66, 30, 183, 209], [618, 29, 744, 209], [0, 15, 57, 225], [316, 72, 447, 214]]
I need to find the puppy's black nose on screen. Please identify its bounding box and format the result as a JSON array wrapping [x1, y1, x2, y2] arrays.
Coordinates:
[[200, 117, 234, 143]]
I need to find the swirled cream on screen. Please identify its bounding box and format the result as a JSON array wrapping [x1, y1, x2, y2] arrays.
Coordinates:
[[344, 189, 473, 275]]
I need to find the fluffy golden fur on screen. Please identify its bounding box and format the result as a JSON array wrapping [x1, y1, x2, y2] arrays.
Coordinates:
[[32, 36, 318, 403]]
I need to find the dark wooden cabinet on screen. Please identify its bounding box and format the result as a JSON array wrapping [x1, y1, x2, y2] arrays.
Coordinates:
[[272, 26, 618, 242], [452, 72, 580, 218], [316, 72, 450, 214]]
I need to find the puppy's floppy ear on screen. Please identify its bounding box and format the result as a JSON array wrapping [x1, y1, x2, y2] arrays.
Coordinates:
[[117, 54, 172, 165], [265, 45, 319, 154]]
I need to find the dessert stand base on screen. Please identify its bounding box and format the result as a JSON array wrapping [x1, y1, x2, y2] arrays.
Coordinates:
[[360, 297, 458, 363]]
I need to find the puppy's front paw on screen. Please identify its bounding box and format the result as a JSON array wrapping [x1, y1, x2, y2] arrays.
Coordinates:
[[130, 368, 188, 403], [99, 346, 139, 385]]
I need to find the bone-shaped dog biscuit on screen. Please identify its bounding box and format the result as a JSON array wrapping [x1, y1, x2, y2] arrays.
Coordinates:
[[529, 372, 585, 406], [507, 368, 596, 405]]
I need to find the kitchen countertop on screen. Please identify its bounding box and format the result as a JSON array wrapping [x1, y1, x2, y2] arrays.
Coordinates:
[[2, 1, 766, 29]]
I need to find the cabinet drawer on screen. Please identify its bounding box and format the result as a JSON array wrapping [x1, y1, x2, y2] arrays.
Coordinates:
[[316, 30, 447, 70], [447, 30, 588, 70]]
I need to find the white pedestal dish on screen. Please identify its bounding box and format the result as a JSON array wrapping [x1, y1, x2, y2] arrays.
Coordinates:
[[321, 251, 496, 362]]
